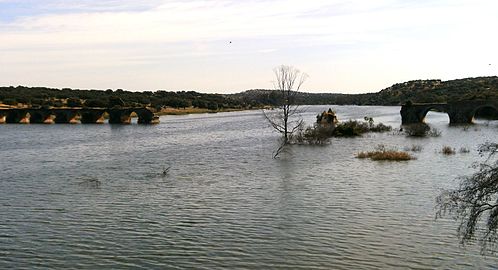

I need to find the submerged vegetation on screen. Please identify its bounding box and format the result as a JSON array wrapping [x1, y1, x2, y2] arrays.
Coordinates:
[[332, 117, 392, 137], [404, 144, 423, 152], [291, 114, 392, 145], [441, 146, 456, 155], [436, 142, 498, 254], [356, 145, 415, 161], [403, 123, 442, 137]]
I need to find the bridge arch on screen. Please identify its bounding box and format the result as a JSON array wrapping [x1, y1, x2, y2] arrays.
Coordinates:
[[472, 104, 498, 121], [0, 107, 158, 124], [6, 109, 30, 124], [401, 101, 498, 125], [420, 106, 450, 123], [107, 108, 157, 124], [80, 109, 106, 124], [28, 110, 54, 124]]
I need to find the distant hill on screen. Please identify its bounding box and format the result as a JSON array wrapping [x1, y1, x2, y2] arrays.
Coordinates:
[[370, 76, 498, 105], [1, 76, 497, 109], [231, 76, 498, 106]]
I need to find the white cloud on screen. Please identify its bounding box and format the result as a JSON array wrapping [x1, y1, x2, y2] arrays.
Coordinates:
[[1, 0, 498, 92]]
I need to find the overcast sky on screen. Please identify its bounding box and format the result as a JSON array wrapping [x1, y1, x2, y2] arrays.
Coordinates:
[[1, 0, 497, 93]]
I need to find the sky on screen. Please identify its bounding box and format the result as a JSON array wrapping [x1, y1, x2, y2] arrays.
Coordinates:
[[0, 0, 497, 93]]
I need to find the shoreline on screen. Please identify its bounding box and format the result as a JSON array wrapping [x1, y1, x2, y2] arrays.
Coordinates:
[[154, 107, 264, 116]]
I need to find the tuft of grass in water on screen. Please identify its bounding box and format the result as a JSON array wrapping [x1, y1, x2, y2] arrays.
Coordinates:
[[441, 146, 456, 155], [459, 147, 470, 153], [356, 145, 415, 161], [403, 123, 441, 137], [403, 144, 423, 152]]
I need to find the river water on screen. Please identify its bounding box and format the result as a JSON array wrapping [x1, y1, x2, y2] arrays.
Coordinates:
[[1, 106, 497, 269]]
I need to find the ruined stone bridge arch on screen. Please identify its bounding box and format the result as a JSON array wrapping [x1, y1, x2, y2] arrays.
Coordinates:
[[401, 100, 498, 124], [0, 107, 159, 124]]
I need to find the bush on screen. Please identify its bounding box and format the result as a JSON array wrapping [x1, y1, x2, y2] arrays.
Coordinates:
[[3, 98, 18, 106], [332, 118, 391, 137], [292, 117, 392, 144], [404, 123, 441, 137], [84, 99, 107, 108], [441, 146, 456, 155], [332, 120, 366, 136], [293, 125, 334, 145]]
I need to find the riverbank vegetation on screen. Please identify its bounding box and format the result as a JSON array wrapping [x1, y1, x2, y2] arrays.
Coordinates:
[[0, 86, 249, 112]]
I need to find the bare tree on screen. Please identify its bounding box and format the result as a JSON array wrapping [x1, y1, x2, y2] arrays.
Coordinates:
[[436, 142, 498, 254], [263, 65, 308, 157]]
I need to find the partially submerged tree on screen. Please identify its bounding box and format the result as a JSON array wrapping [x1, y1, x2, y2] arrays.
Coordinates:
[[263, 65, 308, 157], [436, 142, 498, 254]]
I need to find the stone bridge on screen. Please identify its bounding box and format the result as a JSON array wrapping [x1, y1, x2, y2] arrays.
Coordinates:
[[0, 107, 159, 124], [400, 100, 498, 124]]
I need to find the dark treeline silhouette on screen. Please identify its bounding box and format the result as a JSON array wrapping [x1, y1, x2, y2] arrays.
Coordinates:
[[234, 76, 498, 106], [1, 76, 497, 109], [0, 86, 244, 110]]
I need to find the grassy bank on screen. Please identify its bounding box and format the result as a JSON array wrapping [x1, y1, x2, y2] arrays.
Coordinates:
[[155, 107, 258, 116]]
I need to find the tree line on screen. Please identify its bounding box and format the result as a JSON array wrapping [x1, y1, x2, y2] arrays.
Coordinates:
[[1, 76, 497, 109], [0, 86, 246, 110]]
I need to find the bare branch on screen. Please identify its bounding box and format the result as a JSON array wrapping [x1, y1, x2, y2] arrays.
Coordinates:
[[264, 65, 308, 157], [436, 142, 498, 254]]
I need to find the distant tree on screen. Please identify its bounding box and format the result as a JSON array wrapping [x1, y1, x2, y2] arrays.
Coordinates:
[[192, 99, 208, 109], [263, 65, 308, 157], [66, 97, 82, 107], [84, 99, 107, 108], [31, 98, 45, 107], [436, 142, 498, 254], [177, 99, 190, 109], [108, 96, 125, 108], [53, 100, 64, 107], [3, 98, 17, 106], [207, 102, 218, 111]]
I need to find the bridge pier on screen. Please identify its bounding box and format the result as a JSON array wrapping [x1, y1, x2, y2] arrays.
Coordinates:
[[108, 109, 131, 124], [400, 106, 424, 124], [53, 109, 79, 124], [135, 109, 155, 124], [447, 110, 474, 124], [0, 111, 6, 124], [28, 110, 54, 124], [80, 109, 105, 124], [6, 109, 29, 124]]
